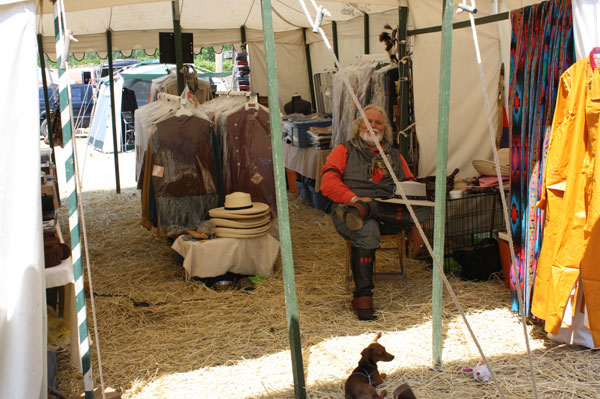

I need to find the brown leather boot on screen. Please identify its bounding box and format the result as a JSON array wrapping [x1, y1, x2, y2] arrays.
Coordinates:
[[352, 296, 377, 321], [335, 201, 370, 231]]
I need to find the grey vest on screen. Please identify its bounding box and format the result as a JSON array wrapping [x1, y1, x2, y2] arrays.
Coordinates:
[[342, 142, 405, 198]]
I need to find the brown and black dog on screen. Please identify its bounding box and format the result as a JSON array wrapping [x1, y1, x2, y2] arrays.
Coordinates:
[[345, 332, 395, 399]]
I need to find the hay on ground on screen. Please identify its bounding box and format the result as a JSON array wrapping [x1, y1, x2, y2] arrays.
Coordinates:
[[53, 184, 600, 399]]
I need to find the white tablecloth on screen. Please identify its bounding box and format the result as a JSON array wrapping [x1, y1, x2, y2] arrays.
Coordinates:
[[283, 141, 331, 192], [172, 234, 280, 280]]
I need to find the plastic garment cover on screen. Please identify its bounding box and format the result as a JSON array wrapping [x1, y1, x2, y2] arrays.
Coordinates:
[[218, 104, 277, 216], [151, 114, 218, 232], [331, 59, 390, 147], [134, 96, 180, 181], [371, 64, 399, 125]]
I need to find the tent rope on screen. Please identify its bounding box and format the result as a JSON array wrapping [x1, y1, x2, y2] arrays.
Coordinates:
[[54, 1, 106, 398], [298, 0, 509, 397], [72, 108, 108, 399], [243, 0, 256, 27], [459, 1, 539, 397]]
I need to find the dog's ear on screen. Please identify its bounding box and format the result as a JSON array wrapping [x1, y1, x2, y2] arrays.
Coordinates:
[[360, 347, 372, 361], [372, 331, 382, 343]]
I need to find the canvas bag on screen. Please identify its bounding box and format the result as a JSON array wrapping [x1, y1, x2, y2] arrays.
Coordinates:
[[454, 238, 501, 281]]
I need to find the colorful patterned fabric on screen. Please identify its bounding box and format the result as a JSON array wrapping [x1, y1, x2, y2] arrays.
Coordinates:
[[508, 0, 573, 315]]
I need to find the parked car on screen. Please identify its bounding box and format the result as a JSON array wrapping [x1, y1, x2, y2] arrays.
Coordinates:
[[39, 83, 96, 137], [93, 59, 141, 81]]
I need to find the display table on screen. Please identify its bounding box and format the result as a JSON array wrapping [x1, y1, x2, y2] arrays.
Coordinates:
[[282, 141, 331, 192], [172, 234, 280, 280], [44, 221, 82, 371]]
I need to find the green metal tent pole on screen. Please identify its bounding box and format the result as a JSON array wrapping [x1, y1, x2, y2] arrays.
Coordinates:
[[106, 30, 121, 194], [432, 0, 454, 369], [363, 13, 370, 54], [52, 1, 94, 397], [171, 0, 184, 94], [260, 1, 306, 398], [37, 34, 59, 186], [303, 28, 316, 111], [332, 21, 339, 63], [241, 25, 246, 45]]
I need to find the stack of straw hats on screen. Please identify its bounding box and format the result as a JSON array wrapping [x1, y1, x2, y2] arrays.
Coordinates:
[[208, 192, 271, 238], [472, 148, 510, 177]]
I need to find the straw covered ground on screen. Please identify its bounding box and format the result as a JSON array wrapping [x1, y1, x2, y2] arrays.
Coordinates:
[[53, 145, 599, 399]]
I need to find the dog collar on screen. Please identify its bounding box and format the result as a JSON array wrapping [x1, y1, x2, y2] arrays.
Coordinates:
[[352, 368, 375, 385]]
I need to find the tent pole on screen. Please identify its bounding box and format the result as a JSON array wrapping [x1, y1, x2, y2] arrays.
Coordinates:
[[52, 2, 94, 397], [408, 11, 509, 36], [260, 1, 306, 398], [37, 34, 59, 194], [240, 25, 246, 45], [332, 21, 339, 63], [303, 28, 316, 111], [364, 13, 370, 54], [397, 7, 409, 155], [432, 0, 454, 369], [171, 0, 184, 94], [106, 30, 121, 194]]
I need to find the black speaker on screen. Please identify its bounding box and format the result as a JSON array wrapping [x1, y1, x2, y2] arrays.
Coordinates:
[[82, 71, 91, 84], [159, 32, 194, 64]]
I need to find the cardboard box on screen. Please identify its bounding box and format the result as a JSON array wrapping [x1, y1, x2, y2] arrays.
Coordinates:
[[497, 232, 511, 288], [41, 180, 59, 210]]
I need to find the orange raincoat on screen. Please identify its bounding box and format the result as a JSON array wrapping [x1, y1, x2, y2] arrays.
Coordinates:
[[532, 53, 600, 346]]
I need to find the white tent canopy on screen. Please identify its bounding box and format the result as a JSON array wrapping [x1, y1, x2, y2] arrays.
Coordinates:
[[36, 0, 541, 177]]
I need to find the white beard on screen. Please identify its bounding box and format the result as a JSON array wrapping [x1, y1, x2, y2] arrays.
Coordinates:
[[360, 129, 382, 145]]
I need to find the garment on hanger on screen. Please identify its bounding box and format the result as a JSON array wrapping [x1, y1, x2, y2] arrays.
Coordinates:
[[223, 105, 276, 216], [134, 94, 180, 181], [531, 50, 600, 347], [508, 0, 574, 315], [150, 114, 218, 235]]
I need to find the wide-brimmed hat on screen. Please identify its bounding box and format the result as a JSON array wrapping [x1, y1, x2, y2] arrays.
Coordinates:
[[210, 215, 270, 229], [208, 192, 269, 219], [214, 224, 271, 238], [472, 148, 510, 177]]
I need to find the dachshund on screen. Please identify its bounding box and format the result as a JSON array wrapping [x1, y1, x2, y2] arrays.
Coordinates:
[[345, 332, 395, 399]]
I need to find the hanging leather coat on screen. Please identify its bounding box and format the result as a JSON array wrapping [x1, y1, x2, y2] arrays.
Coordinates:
[[531, 54, 600, 346]]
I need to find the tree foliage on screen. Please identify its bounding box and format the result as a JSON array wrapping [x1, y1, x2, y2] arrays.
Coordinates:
[[42, 45, 234, 72]]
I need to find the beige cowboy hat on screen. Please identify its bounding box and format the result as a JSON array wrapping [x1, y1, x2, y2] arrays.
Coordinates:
[[472, 148, 510, 177], [208, 192, 270, 219], [210, 214, 270, 229], [214, 223, 271, 238]]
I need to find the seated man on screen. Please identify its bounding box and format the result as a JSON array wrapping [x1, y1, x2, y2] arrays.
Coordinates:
[[320, 104, 429, 321]]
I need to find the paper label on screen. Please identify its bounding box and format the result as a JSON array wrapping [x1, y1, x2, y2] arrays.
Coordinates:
[[250, 172, 264, 185], [152, 165, 165, 178]]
